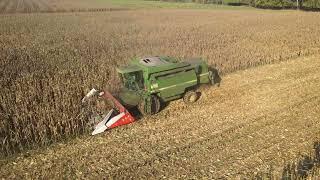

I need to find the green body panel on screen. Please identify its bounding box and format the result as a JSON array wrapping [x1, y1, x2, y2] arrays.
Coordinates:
[[116, 56, 210, 107], [117, 65, 141, 74], [130, 56, 190, 76], [152, 69, 197, 101], [186, 58, 210, 84], [117, 89, 141, 107]]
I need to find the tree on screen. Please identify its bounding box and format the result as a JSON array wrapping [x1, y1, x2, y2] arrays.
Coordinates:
[[297, 0, 303, 9]]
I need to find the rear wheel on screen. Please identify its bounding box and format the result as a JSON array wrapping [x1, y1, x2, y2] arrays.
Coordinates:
[[208, 70, 215, 85], [183, 91, 198, 104], [209, 70, 220, 87], [138, 95, 161, 116]]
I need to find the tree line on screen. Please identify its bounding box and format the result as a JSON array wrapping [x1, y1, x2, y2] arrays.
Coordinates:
[[251, 0, 320, 9], [157, 0, 320, 9]]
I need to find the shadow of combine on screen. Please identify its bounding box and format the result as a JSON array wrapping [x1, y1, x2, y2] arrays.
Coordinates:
[[281, 155, 314, 179], [253, 142, 320, 179], [281, 142, 320, 179], [128, 107, 143, 120]]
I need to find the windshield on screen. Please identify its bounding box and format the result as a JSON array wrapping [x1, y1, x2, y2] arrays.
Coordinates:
[[120, 71, 144, 91]]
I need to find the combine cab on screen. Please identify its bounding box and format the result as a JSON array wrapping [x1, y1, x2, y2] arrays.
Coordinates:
[[82, 56, 218, 135]]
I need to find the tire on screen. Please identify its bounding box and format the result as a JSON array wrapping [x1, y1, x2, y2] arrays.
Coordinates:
[[138, 95, 161, 116], [183, 91, 198, 104], [208, 70, 215, 85], [209, 70, 220, 87]]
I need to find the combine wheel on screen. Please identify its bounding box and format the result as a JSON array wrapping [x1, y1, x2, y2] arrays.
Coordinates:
[[183, 91, 198, 104], [208, 70, 216, 85], [138, 95, 161, 116], [209, 70, 220, 87]]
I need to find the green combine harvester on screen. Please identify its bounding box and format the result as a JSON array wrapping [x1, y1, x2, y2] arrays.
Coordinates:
[[82, 56, 219, 135]]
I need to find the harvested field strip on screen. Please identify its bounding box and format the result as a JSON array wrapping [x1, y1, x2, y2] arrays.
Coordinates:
[[106, 70, 320, 177], [141, 62, 320, 140], [106, 97, 320, 178], [212, 98, 320, 177], [1, 55, 319, 179]]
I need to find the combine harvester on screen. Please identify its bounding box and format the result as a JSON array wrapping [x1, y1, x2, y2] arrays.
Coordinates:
[[82, 56, 219, 135]]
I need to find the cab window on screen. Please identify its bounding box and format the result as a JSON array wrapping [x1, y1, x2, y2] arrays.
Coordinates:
[[121, 71, 144, 91]]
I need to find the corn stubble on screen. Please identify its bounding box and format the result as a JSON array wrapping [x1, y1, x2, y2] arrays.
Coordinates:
[[1, 9, 320, 157]]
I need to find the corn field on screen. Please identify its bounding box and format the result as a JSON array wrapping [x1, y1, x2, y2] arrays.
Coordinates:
[[1, 9, 320, 157]]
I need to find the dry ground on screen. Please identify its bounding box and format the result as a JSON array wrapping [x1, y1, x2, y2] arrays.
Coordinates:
[[1, 55, 319, 179]]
